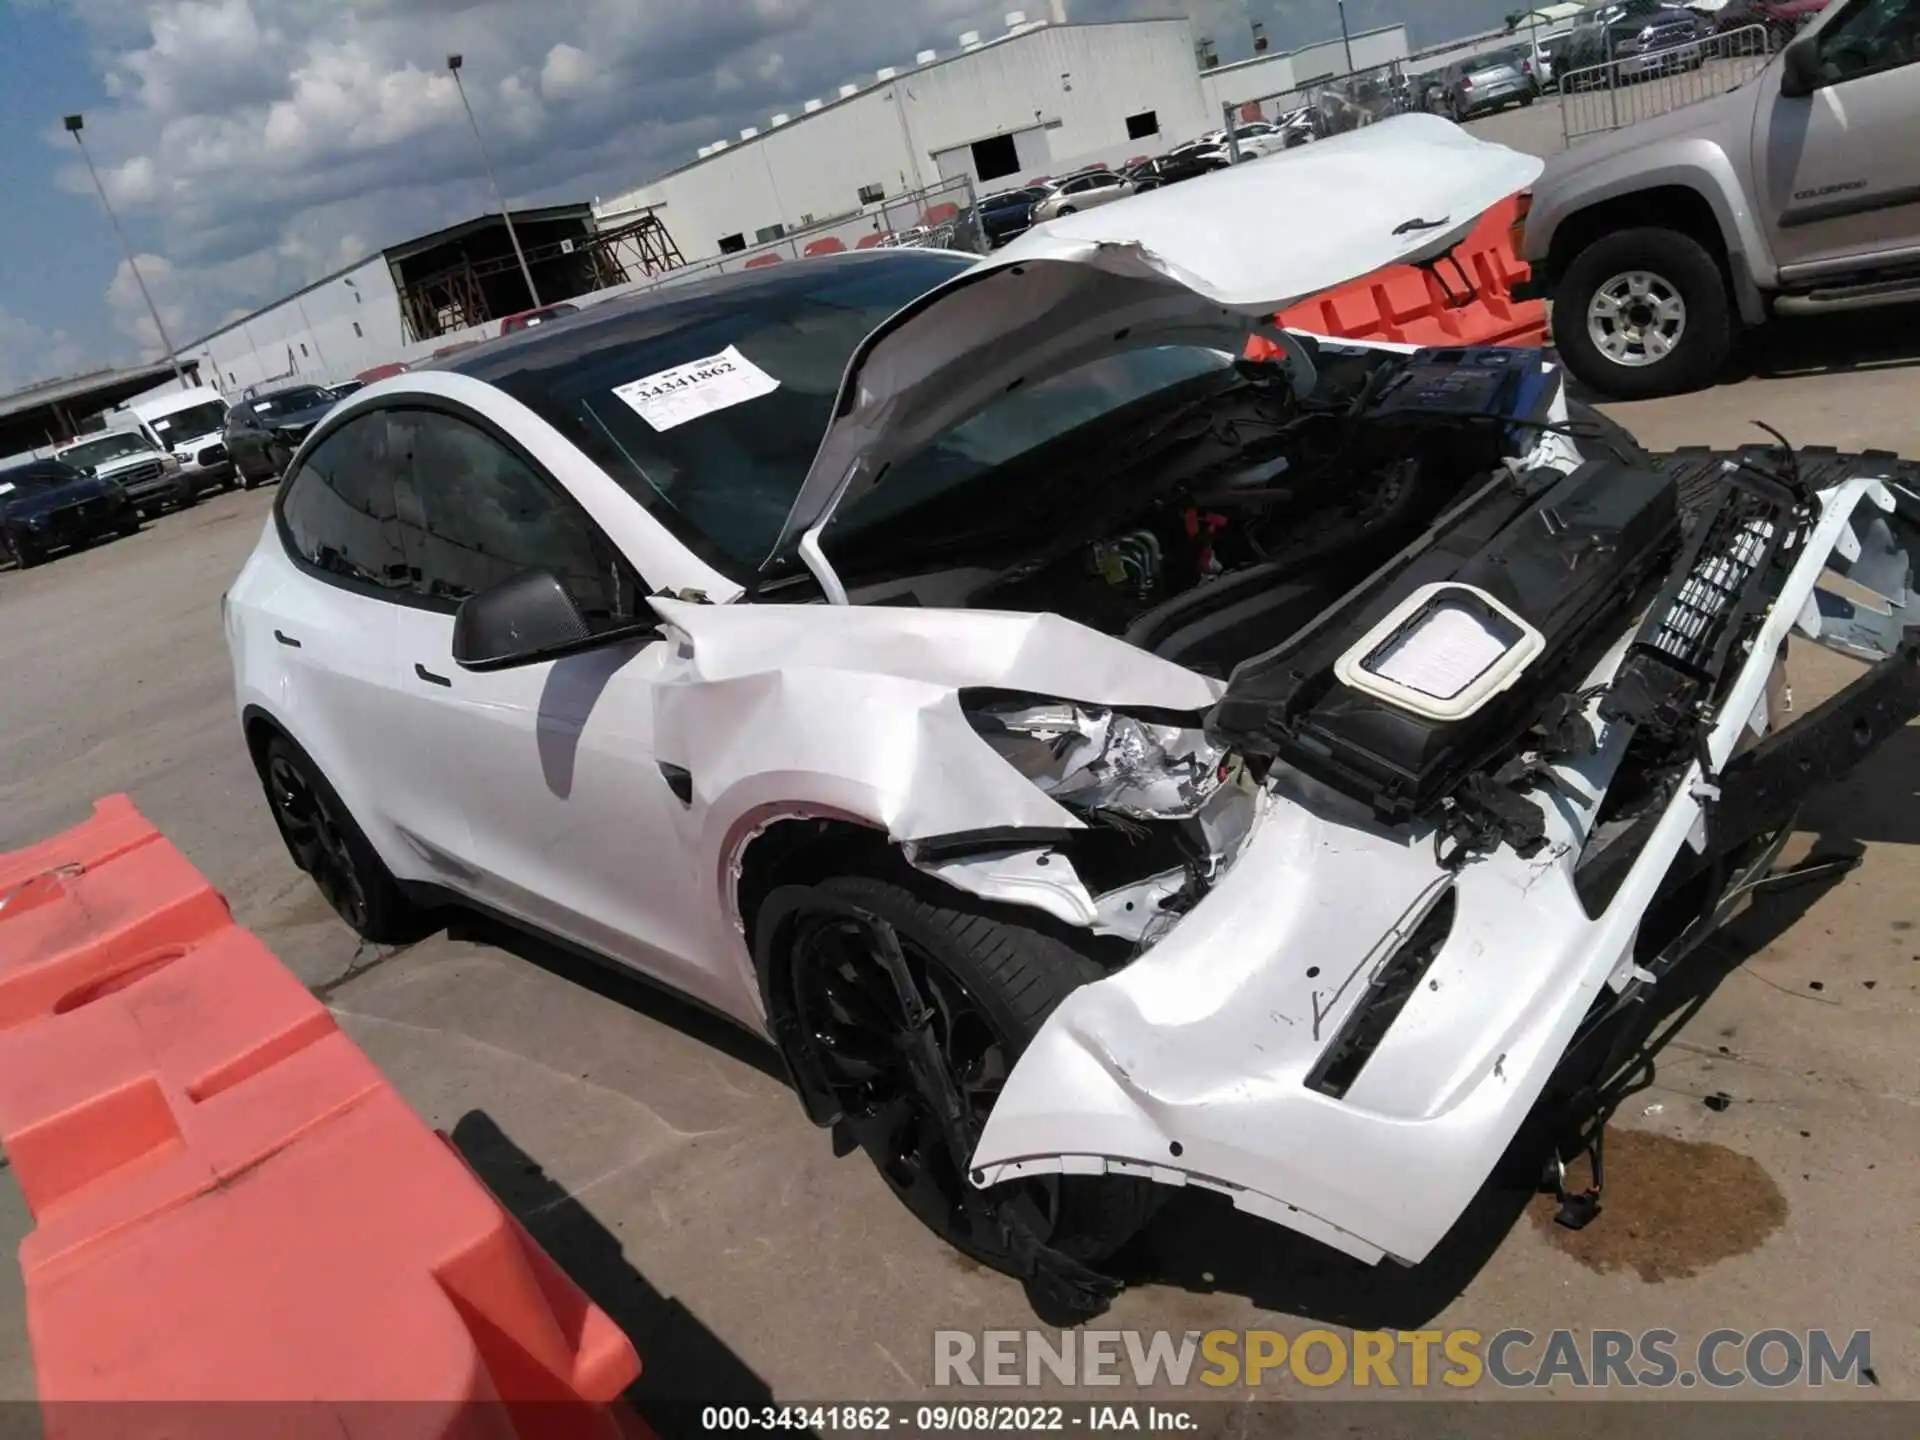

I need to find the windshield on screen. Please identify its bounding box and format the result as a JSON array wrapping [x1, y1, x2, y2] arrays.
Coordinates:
[[253, 386, 332, 417], [59, 433, 156, 468], [148, 400, 228, 439], [493, 253, 1236, 580], [492, 252, 972, 576]]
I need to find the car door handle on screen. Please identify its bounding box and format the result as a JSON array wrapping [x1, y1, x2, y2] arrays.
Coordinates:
[[273, 629, 302, 648], [414, 662, 453, 687], [1394, 214, 1452, 235]]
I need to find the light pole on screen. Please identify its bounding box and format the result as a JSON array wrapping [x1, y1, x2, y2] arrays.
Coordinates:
[[1337, 0, 1355, 74], [64, 113, 190, 388], [447, 54, 541, 308]]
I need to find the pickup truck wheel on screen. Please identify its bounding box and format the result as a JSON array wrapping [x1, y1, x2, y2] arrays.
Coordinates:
[[1554, 227, 1732, 400], [763, 874, 1158, 1283]]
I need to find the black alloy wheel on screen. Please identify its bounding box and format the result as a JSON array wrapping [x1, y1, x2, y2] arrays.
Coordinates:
[[769, 875, 1156, 1310], [257, 735, 431, 943], [265, 742, 373, 933]]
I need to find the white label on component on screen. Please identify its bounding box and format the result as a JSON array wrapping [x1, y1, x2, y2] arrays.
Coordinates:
[[1368, 602, 1512, 701], [611, 345, 780, 432]]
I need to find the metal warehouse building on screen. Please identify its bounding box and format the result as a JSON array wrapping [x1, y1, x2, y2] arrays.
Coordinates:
[[595, 12, 1409, 264]]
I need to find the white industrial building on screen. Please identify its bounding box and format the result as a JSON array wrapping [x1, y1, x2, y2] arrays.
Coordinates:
[[1198, 25, 1412, 117], [161, 8, 1412, 401], [596, 12, 1410, 264]]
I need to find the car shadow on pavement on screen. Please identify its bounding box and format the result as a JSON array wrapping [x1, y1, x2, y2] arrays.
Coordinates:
[[452, 1110, 777, 1437], [444, 910, 789, 1086], [1729, 303, 1920, 386], [1108, 837, 1864, 1329]]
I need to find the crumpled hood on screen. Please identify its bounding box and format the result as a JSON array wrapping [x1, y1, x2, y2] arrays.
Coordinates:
[[768, 116, 1542, 559]]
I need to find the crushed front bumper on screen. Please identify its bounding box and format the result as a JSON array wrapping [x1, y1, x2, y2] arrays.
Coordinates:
[[971, 457, 1918, 1266]]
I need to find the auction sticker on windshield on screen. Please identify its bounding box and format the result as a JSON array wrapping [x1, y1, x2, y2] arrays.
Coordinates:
[[612, 345, 781, 432]]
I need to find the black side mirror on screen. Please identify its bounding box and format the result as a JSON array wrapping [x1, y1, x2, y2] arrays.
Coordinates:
[[452, 568, 656, 671], [1780, 32, 1821, 98]]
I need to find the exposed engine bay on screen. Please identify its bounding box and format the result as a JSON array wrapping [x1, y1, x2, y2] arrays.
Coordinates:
[[884, 344, 1920, 987], [974, 344, 1557, 682]]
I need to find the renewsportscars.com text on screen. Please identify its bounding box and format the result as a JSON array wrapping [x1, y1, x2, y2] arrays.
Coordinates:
[[933, 1328, 1875, 1390]]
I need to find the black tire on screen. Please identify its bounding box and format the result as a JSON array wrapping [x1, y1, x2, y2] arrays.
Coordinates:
[[760, 873, 1158, 1283], [176, 485, 199, 509], [1552, 226, 1734, 401], [257, 733, 432, 945], [1521, 92, 1536, 106], [118, 517, 142, 537], [2, 528, 35, 570]]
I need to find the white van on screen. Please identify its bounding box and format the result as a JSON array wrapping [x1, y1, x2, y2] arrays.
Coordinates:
[[125, 387, 235, 495]]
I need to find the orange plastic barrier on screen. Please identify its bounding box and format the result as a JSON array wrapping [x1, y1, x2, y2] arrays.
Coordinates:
[[1253, 195, 1548, 357], [0, 797, 643, 1438]]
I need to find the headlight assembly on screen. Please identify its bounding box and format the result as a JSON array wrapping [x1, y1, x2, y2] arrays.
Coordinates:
[[961, 692, 1234, 822]]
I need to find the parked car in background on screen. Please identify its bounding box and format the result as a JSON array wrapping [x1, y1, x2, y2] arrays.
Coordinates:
[[979, 186, 1055, 246], [0, 458, 137, 568], [1558, 4, 1709, 85], [1220, 120, 1295, 158], [1029, 170, 1134, 222], [1520, 0, 1920, 398], [1612, 7, 1709, 76], [499, 302, 580, 336], [128, 386, 234, 496], [1125, 147, 1228, 192], [1438, 49, 1538, 118], [326, 380, 366, 401], [224, 383, 343, 488], [51, 430, 192, 518], [1712, 0, 1829, 40]]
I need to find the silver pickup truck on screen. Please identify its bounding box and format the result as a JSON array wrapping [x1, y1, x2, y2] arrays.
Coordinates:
[[1519, 0, 1920, 399]]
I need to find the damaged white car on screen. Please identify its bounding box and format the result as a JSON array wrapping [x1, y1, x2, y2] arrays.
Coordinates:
[[227, 115, 1920, 1311]]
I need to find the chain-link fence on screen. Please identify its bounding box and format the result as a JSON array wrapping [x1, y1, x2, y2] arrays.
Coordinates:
[[1560, 23, 1781, 145], [1219, 60, 1422, 159], [640, 174, 987, 285]]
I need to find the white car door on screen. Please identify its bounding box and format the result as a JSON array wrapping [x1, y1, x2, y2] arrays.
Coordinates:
[[379, 406, 739, 1015], [261, 412, 435, 876]]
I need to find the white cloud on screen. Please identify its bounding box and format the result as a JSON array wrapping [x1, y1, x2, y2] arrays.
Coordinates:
[[0, 309, 94, 394], [105, 253, 191, 355]]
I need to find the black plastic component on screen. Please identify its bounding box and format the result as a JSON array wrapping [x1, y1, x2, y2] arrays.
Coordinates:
[[1210, 459, 1683, 828], [1306, 888, 1456, 1099], [658, 762, 694, 806], [1361, 345, 1527, 422], [1599, 467, 1802, 744]]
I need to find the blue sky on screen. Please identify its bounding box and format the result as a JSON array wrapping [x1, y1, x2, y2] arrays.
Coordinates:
[[0, 2, 134, 387], [0, 0, 1520, 396]]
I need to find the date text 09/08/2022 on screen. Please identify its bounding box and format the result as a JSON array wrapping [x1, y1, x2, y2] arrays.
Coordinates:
[[699, 1405, 1196, 1433]]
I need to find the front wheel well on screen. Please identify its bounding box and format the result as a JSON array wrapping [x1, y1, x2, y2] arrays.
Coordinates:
[[242, 706, 291, 779], [1543, 186, 1731, 293]]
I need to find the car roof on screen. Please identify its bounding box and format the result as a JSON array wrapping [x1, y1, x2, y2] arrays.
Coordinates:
[[441, 250, 975, 387], [4, 458, 83, 481], [246, 381, 331, 401], [54, 429, 148, 449]]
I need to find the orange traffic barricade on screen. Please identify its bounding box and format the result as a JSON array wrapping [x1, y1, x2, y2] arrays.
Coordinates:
[[1254, 195, 1549, 357], [0, 798, 646, 1439]]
